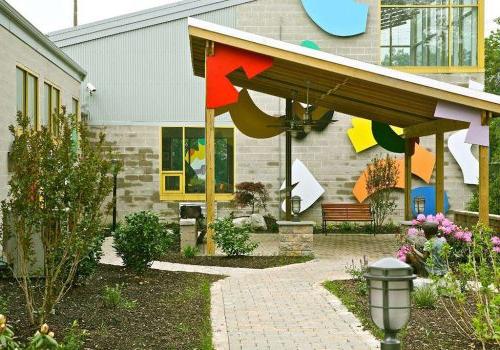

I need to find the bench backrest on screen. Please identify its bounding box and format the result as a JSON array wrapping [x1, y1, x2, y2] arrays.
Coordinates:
[[322, 203, 372, 221]]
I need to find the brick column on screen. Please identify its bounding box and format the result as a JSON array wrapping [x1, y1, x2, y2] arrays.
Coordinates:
[[277, 221, 314, 257], [180, 219, 197, 251]]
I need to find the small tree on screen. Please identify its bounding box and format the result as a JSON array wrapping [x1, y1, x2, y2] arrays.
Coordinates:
[[1, 111, 114, 325], [232, 182, 269, 214], [365, 154, 399, 229]]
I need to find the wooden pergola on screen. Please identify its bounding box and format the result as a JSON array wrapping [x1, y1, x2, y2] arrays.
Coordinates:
[[187, 18, 500, 255]]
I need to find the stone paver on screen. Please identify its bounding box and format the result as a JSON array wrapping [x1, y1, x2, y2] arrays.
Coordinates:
[[101, 234, 397, 350]]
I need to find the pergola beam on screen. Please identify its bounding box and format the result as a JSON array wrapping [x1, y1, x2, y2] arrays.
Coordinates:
[[404, 139, 413, 221], [403, 119, 469, 138], [478, 111, 491, 225], [435, 132, 445, 213], [205, 41, 216, 256]]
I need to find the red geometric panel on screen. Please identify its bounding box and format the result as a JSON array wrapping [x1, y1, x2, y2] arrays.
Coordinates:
[[206, 44, 273, 109]]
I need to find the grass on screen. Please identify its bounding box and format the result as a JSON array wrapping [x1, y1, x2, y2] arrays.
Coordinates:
[[412, 285, 438, 309], [323, 280, 384, 339], [323, 279, 495, 350]]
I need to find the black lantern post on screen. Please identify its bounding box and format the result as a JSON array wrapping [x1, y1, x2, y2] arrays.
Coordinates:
[[291, 195, 302, 222], [111, 159, 119, 233], [365, 258, 416, 350]]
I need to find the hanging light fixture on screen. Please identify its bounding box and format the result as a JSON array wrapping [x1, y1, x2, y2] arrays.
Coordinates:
[[303, 82, 312, 134]]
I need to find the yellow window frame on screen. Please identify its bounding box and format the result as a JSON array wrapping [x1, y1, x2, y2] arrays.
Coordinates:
[[159, 125, 236, 202], [16, 65, 39, 129], [379, 0, 485, 73], [43, 81, 62, 135]]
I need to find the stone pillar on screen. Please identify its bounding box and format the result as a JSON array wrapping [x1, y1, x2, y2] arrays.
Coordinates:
[[277, 221, 314, 257], [180, 219, 197, 251]]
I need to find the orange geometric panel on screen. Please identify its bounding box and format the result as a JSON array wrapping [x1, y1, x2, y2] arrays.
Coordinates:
[[206, 44, 273, 109], [352, 144, 436, 203]]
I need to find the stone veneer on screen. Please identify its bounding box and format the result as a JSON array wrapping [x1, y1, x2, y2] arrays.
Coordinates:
[[278, 221, 314, 256], [453, 211, 500, 233]]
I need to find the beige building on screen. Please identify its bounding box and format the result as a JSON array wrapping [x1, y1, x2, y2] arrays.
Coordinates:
[[47, 0, 486, 224], [0, 0, 86, 201]]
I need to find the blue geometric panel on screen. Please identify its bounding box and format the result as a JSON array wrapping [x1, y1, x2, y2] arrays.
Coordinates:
[[301, 0, 369, 37], [411, 186, 450, 218]]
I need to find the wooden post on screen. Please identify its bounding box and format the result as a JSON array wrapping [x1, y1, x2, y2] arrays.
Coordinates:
[[435, 132, 445, 214], [205, 41, 216, 255], [404, 139, 412, 220], [478, 111, 490, 225], [285, 98, 292, 221]]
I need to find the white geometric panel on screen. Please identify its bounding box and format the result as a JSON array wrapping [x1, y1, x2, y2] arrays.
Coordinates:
[[280, 159, 325, 213], [448, 129, 479, 185]]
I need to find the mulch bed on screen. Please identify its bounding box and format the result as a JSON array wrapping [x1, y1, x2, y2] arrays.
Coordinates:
[[159, 253, 313, 269], [0, 265, 221, 349], [324, 280, 497, 350]]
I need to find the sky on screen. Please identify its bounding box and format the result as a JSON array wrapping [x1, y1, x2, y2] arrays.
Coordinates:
[[5, 0, 500, 35]]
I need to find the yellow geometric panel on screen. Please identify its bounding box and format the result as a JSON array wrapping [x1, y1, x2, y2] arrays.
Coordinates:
[[347, 117, 403, 153]]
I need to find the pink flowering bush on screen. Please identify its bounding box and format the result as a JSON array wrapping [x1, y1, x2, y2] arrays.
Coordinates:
[[397, 213, 474, 268]]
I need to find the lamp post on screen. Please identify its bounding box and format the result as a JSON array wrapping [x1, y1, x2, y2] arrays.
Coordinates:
[[291, 195, 302, 222], [414, 196, 426, 215], [111, 159, 119, 233], [364, 258, 416, 350]]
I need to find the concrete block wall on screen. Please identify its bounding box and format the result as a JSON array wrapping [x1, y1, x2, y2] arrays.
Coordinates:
[[85, 0, 480, 225], [0, 26, 81, 203]]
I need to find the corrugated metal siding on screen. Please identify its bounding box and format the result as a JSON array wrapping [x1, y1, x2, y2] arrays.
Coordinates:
[[62, 8, 236, 125]]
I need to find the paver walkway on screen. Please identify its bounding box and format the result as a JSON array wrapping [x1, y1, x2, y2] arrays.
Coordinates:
[[101, 234, 397, 350]]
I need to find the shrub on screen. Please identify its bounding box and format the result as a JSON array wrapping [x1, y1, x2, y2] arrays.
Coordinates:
[[0, 314, 19, 349], [345, 257, 369, 296], [0, 296, 8, 315], [183, 246, 198, 258], [365, 154, 399, 229], [60, 321, 87, 350], [165, 222, 181, 252], [232, 182, 269, 214], [412, 285, 438, 309], [210, 217, 258, 256], [1, 111, 115, 324], [102, 284, 136, 309], [263, 214, 278, 233], [433, 224, 499, 347], [113, 211, 171, 272]]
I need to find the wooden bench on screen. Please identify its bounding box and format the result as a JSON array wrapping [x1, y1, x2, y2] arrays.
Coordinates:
[[321, 203, 373, 234]]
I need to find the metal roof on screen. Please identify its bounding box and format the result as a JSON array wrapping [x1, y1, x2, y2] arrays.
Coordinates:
[[0, 0, 86, 80], [188, 18, 500, 131], [48, 0, 255, 47]]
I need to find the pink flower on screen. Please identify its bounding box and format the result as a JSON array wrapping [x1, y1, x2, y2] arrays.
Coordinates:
[[412, 219, 418, 225], [416, 214, 426, 222], [407, 227, 419, 236], [396, 245, 412, 262], [435, 213, 445, 223], [494, 246, 500, 253], [426, 214, 436, 222], [462, 231, 472, 243], [492, 236, 500, 246], [441, 226, 453, 235], [442, 219, 452, 227]]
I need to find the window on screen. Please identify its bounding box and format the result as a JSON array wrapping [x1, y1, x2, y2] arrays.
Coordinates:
[[381, 0, 480, 68], [16, 67, 38, 127], [161, 127, 235, 199], [42, 83, 61, 134], [71, 98, 79, 117]]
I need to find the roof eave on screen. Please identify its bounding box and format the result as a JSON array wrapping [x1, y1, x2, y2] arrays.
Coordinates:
[[0, 0, 86, 80]]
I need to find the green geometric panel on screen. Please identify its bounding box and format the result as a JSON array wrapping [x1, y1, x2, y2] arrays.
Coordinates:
[[371, 121, 406, 153]]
